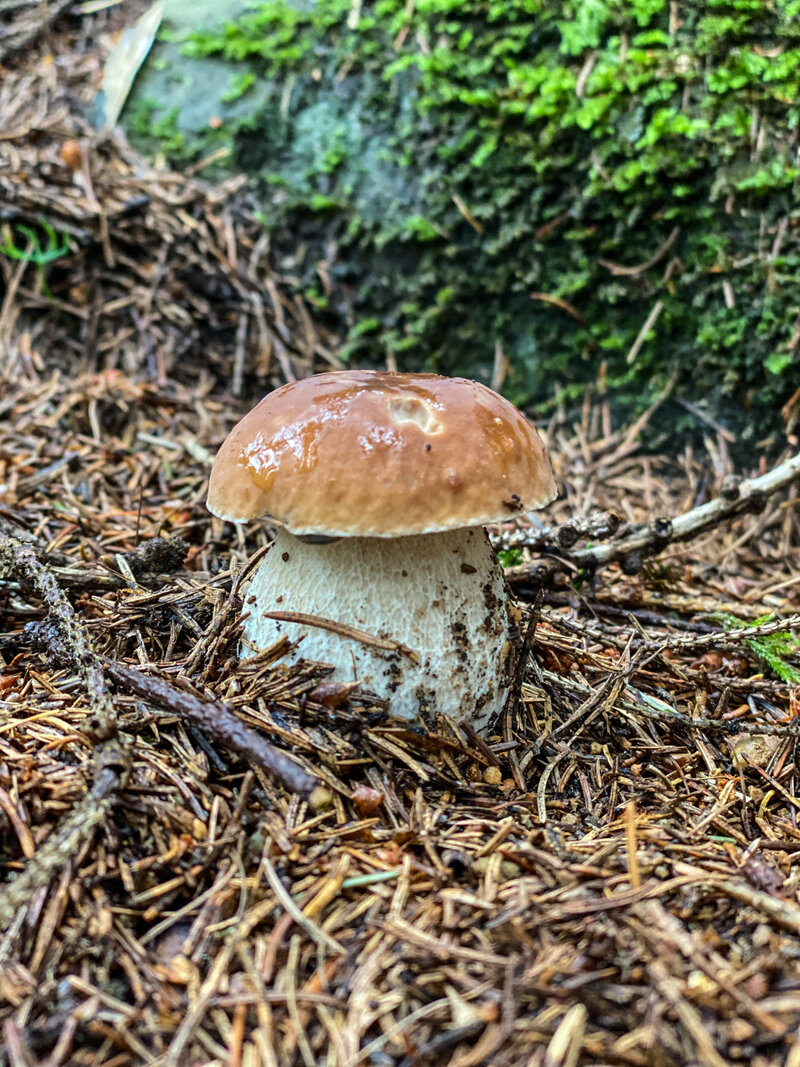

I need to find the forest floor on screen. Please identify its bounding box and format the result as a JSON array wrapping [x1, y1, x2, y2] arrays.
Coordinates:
[[2, 6, 800, 1067]]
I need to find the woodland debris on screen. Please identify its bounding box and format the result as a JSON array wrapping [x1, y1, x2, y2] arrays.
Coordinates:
[[508, 450, 800, 585], [1, 11, 800, 1065], [0, 0, 73, 62], [0, 534, 129, 936], [1, 357, 799, 1062], [104, 659, 322, 801]]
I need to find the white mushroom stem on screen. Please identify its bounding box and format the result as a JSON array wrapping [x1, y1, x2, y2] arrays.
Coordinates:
[[242, 526, 514, 729]]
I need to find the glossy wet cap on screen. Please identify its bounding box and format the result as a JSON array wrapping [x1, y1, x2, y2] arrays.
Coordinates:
[[207, 370, 557, 537]]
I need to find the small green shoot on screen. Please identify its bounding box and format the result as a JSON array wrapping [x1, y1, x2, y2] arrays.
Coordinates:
[[0, 219, 70, 300], [498, 547, 523, 568], [0, 219, 70, 266], [713, 613, 800, 685]]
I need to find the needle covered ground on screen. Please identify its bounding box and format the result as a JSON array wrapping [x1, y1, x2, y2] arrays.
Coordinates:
[[2, 6, 800, 1066]]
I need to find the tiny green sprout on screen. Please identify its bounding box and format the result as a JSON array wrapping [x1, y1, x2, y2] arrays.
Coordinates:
[[0, 219, 70, 300], [713, 613, 800, 685], [498, 547, 523, 567], [0, 219, 70, 266]]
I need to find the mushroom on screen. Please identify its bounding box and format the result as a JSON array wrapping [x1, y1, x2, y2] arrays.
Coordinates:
[[207, 371, 556, 730]]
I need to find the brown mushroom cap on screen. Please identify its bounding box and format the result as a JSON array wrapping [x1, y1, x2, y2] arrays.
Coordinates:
[[207, 370, 556, 537]]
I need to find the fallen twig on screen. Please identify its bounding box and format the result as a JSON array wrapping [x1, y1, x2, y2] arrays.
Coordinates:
[[640, 613, 800, 653], [573, 450, 800, 569], [2, 536, 117, 738], [491, 510, 621, 553], [0, 534, 129, 936], [509, 450, 800, 583], [0, 739, 128, 936], [104, 660, 324, 802]]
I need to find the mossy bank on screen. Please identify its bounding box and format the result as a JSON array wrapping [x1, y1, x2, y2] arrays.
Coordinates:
[[126, 0, 800, 446]]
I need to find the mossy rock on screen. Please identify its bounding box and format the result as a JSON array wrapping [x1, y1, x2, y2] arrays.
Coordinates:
[[125, 0, 800, 447]]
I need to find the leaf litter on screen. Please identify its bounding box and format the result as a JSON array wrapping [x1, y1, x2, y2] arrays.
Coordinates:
[[1, 6, 800, 1066]]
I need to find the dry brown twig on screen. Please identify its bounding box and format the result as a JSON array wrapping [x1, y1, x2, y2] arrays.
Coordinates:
[[0, 533, 129, 935], [2, 521, 324, 800], [104, 660, 325, 803], [509, 449, 800, 583]]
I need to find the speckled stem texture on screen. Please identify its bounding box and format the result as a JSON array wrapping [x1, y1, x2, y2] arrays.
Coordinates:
[[242, 526, 514, 731]]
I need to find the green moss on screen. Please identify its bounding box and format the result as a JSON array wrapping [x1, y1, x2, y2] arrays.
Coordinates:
[[129, 0, 800, 443], [497, 547, 524, 567], [221, 70, 256, 101], [127, 99, 186, 155]]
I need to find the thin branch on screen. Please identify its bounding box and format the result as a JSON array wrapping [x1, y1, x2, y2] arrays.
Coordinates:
[[2, 536, 117, 737], [104, 660, 324, 802], [509, 450, 800, 584], [0, 534, 129, 936], [0, 740, 129, 936]]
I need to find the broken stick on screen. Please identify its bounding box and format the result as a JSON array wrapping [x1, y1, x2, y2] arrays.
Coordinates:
[[104, 660, 324, 803], [508, 450, 800, 584], [0, 534, 129, 936]]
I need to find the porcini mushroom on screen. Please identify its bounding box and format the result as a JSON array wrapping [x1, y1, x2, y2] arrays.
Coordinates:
[[207, 371, 556, 730]]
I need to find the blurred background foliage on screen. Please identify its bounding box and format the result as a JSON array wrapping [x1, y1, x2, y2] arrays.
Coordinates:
[[127, 0, 800, 447]]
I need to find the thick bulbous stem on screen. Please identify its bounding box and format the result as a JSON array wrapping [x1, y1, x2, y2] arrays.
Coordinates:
[[241, 526, 514, 731]]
